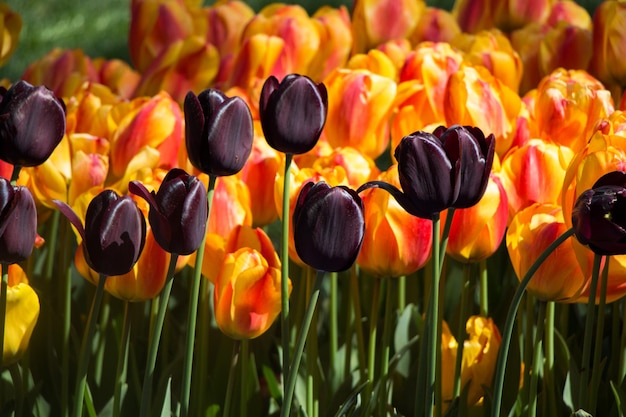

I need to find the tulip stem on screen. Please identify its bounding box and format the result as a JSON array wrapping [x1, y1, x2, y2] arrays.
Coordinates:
[[113, 301, 131, 417], [0, 263, 7, 369], [578, 253, 602, 412], [479, 260, 488, 317], [281, 269, 324, 417], [350, 265, 367, 381], [590, 256, 610, 414], [181, 176, 216, 417], [73, 273, 108, 417], [9, 363, 23, 417], [329, 271, 338, 391], [240, 339, 249, 417], [139, 253, 178, 417], [281, 152, 293, 387], [379, 279, 394, 415], [453, 264, 471, 399], [223, 340, 240, 417], [366, 278, 381, 405], [61, 217, 73, 417], [490, 227, 574, 417], [544, 302, 557, 417]]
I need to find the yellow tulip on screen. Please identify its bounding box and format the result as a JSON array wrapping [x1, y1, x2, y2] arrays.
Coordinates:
[[0, 3, 22, 67]]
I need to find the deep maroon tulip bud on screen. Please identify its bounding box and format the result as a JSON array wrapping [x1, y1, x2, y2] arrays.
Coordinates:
[[358, 125, 495, 219], [572, 171, 626, 256], [184, 88, 253, 176], [55, 190, 146, 276], [0, 177, 37, 264], [293, 181, 365, 272], [259, 74, 328, 154], [129, 168, 208, 255], [0, 81, 66, 167]]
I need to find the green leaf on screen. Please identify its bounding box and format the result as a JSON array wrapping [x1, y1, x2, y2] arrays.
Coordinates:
[[610, 380, 626, 417], [158, 377, 172, 417]]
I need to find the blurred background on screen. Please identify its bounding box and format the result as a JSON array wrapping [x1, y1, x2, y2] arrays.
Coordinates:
[[1, 0, 605, 82]]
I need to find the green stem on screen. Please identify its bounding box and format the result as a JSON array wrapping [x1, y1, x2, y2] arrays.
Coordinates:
[[329, 271, 338, 391], [139, 253, 179, 417], [281, 270, 324, 417], [350, 266, 366, 381], [425, 214, 441, 417], [379, 279, 394, 415], [366, 278, 381, 404], [590, 256, 610, 414], [578, 253, 602, 412], [0, 263, 7, 369], [281, 153, 293, 385], [439, 209, 454, 273], [45, 209, 61, 280], [306, 269, 319, 417], [196, 276, 211, 414], [528, 301, 546, 417], [113, 302, 132, 417], [398, 275, 406, 312], [490, 227, 574, 417], [479, 259, 488, 317], [62, 219, 73, 417], [453, 264, 471, 398], [180, 176, 216, 417], [544, 302, 557, 417], [10, 363, 23, 417], [72, 273, 109, 417], [240, 339, 249, 417], [223, 340, 240, 417]]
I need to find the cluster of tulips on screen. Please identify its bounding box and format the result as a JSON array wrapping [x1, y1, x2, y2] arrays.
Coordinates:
[[3, 0, 626, 416]]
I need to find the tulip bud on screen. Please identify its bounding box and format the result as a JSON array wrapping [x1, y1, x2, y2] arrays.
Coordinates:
[[368, 125, 495, 219], [56, 189, 146, 276], [184, 89, 254, 176], [0, 81, 66, 167], [259, 74, 328, 155], [293, 181, 365, 272], [572, 171, 626, 256], [130, 168, 208, 255], [0, 177, 37, 264]]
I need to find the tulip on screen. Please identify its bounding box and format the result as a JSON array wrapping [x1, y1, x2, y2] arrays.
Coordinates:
[[292, 181, 365, 272], [259, 74, 328, 155], [56, 189, 146, 277], [0, 177, 37, 264], [408, 7, 460, 45], [130, 168, 207, 255], [363, 125, 494, 219], [0, 4, 22, 68], [446, 174, 508, 263], [311, 146, 379, 189], [357, 165, 432, 277], [0, 81, 66, 167], [572, 171, 626, 256], [184, 88, 254, 176], [308, 6, 353, 81], [214, 247, 286, 339], [2, 264, 39, 367], [590, 1, 626, 99]]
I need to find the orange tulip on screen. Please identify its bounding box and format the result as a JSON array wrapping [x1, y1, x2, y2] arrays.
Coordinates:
[[357, 165, 432, 277], [64, 82, 121, 139], [444, 64, 522, 157], [311, 146, 379, 189], [499, 138, 574, 220], [2, 264, 39, 367], [441, 316, 501, 410], [205, 1, 255, 62], [446, 174, 508, 263], [214, 247, 289, 339], [506, 203, 587, 301], [409, 7, 460, 45], [208, 175, 253, 239], [492, 0, 555, 32], [307, 6, 353, 81], [351, 0, 426, 54], [322, 68, 396, 159], [452, 0, 495, 34], [451, 29, 523, 92], [346, 49, 398, 81], [0, 3, 22, 68]]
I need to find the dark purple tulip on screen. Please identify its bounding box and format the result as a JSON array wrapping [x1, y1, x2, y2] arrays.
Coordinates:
[[0, 81, 66, 167], [259, 74, 328, 155], [55, 190, 146, 276], [184, 88, 253, 176], [358, 125, 495, 219], [0, 177, 37, 264], [293, 181, 365, 272], [572, 171, 626, 256], [129, 168, 208, 255]]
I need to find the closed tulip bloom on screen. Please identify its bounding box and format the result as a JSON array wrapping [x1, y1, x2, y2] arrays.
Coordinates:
[[185, 88, 254, 177], [214, 247, 286, 339], [56, 189, 146, 276], [0, 177, 37, 264], [0, 81, 66, 167], [572, 171, 626, 256], [259, 74, 328, 155], [130, 168, 207, 255], [293, 181, 365, 272], [2, 264, 39, 367]]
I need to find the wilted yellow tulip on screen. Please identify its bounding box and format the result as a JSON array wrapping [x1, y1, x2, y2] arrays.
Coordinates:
[[214, 247, 289, 339], [351, 0, 426, 54], [452, 29, 523, 92], [2, 264, 39, 367], [446, 174, 508, 262], [445, 64, 522, 157], [323, 68, 396, 159], [357, 165, 432, 277], [506, 203, 587, 301], [441, 316, 501, 410], [0, 3, 22, 67], [499, 138, 574, 221]]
